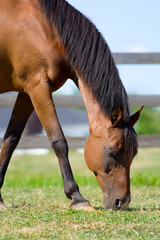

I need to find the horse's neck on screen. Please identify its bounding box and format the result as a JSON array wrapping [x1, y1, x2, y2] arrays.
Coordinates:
[[78, 77, 110, 137]]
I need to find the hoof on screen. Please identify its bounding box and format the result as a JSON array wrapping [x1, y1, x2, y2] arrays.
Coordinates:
[[70, 201, 95, 211], [0, 202, 7, 211]]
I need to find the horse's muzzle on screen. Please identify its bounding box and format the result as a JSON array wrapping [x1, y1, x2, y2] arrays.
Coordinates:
[[104, 195, 131, 210], [113, 196, 131, 210]]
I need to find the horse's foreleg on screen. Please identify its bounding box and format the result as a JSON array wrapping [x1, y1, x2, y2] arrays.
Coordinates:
[[27, 80, 94, 210], [0, 93, 33, 209]]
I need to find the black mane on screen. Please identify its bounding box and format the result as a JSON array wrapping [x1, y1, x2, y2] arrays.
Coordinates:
[[40, 0, 138, 157], [40, 0, 130, 120]]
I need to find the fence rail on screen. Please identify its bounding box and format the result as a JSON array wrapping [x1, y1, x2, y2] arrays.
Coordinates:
[[0, 53, 160, 149], [0, 135, 160, 149], [0, 94, 160, 108], [113, 52, 160, 64]]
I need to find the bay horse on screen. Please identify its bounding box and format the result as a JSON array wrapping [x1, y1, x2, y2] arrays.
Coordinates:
[[0, 0, 142, 211]]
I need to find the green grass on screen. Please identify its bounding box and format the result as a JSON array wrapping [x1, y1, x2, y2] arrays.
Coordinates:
[[0, 148, 160, 239], [131, 148, 160, 187]]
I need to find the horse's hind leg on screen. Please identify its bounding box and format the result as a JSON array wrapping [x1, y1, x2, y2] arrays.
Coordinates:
[[27, 78, 94, 211], [0, 93, 33, 209]]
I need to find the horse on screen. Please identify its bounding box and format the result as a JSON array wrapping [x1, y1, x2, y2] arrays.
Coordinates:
[[0, 0, 143, 211]]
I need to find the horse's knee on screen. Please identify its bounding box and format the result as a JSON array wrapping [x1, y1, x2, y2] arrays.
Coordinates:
[[51, 138, 82, 200], [3, 135, 19, 153], [51, 138, 68, 158]]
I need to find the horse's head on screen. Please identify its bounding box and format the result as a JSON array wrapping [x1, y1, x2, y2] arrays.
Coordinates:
[[85, 106, 143, 210]]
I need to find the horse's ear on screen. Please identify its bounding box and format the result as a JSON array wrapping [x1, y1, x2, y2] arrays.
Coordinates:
[[111, 106, 122, 124], [130, 106, 144, 126]]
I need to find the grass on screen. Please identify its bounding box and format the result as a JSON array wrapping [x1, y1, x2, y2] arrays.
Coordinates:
[[0, 148, 160, 239]]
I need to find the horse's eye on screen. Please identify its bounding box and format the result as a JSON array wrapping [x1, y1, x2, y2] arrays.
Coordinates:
[[105, 162, 117, 174], [108, 148, 116, 158]]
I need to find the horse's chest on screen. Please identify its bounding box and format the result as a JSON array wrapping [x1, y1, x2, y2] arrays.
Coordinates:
[[47, 59, 72, 92]]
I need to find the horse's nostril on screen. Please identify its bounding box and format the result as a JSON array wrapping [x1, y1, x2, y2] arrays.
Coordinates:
[[114, 199, 123, 210]]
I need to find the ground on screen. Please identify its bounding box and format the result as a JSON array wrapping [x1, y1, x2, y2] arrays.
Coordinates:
[[0, 148, 160, 239]]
